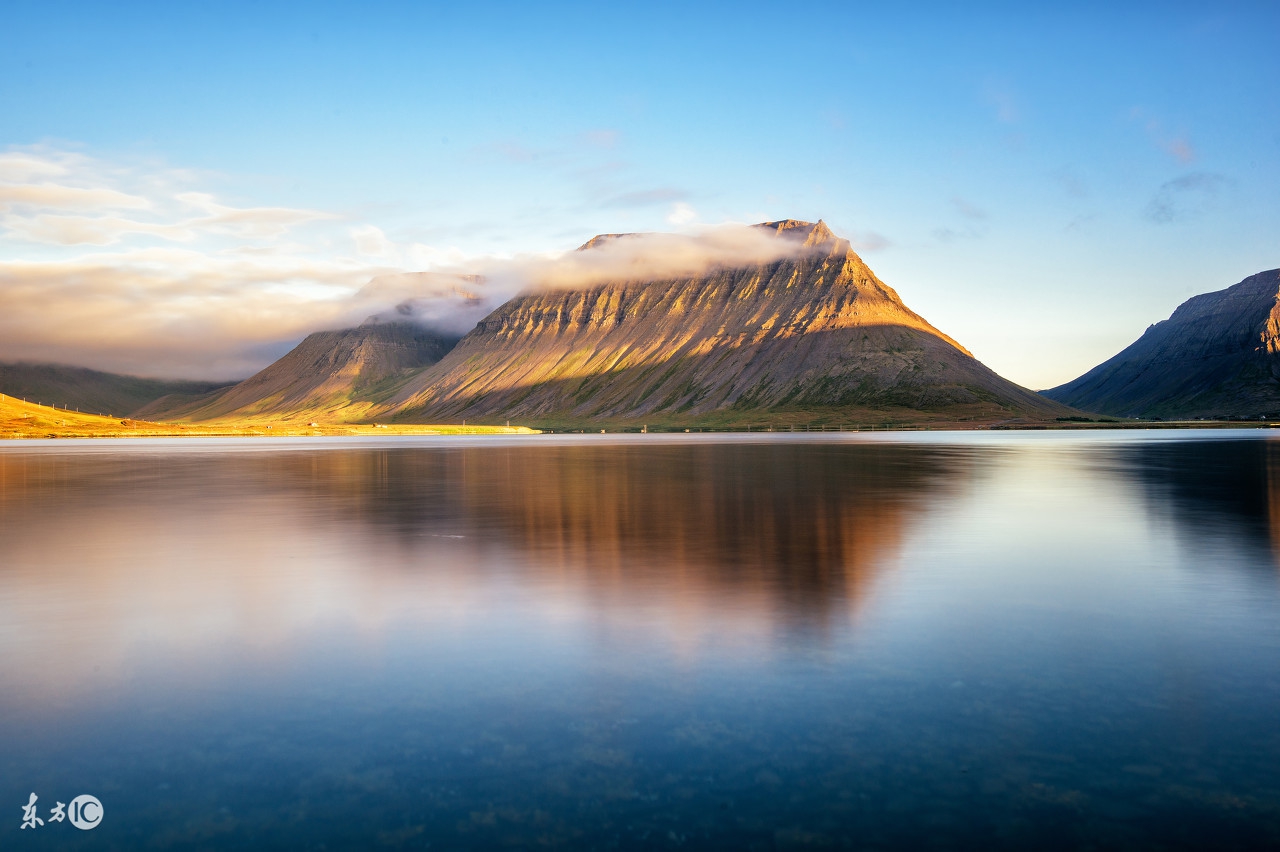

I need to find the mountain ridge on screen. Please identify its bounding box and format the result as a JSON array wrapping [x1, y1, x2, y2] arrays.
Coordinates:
[[139, 322, 458, 422], [0, 361, 231, 418], [382, 220, 1065, 424], [1044, 268, 1280, 419]]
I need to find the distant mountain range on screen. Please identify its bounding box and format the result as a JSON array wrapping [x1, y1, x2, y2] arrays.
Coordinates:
[[0, 361, 229, 418], [1044, 269, 1280, 419], [134, 323, 457, 423], [26, 221, 1278, 429]]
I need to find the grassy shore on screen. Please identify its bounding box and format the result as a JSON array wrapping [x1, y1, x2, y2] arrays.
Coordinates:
[[5, 392, 1275, 440], [0, 394, 538, 439]]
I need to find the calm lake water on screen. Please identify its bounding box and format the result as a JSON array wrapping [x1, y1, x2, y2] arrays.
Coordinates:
[[2, 431, 1279, 850]]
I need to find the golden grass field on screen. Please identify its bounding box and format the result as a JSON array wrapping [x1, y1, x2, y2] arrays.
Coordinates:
[[0, 393, 538, 439]]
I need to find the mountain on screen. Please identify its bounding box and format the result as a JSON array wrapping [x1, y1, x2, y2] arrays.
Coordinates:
[[139, 322, 458, 422], [383, 219, 1070, 425], [0, 361, 230, 418], [1043, 269, 1280, 419]]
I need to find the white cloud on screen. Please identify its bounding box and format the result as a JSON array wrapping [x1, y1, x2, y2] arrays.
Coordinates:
[[0, 150, 73, 181], [351, 224, 398, 260], [0, 145, 498, 379], [464, 222, 818, 300], [0, 145, 835, 382], [665, 202, 697, 225], [0, 183, 150, 210]]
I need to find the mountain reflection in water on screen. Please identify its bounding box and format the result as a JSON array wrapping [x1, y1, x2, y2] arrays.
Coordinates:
[[0, 441, 967, 706], [1, 433, 1279, 851], [1115, 438, 1280, 568]]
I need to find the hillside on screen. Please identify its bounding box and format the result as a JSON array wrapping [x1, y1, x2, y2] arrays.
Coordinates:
[[0, 362, 230, 418], [1044, 269, 1280, 419], [383, 220, 1071, 426], [140, 322, 459, 423]]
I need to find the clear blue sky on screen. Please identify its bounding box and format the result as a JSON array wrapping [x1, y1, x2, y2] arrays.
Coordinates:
[[1, 1, 1277, 385]]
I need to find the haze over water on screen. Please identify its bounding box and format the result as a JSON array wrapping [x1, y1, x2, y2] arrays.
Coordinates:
[[2, 432, 1279, 850]]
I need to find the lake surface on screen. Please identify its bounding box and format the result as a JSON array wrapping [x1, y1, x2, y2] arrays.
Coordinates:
[[2, 431, 1279, 850]]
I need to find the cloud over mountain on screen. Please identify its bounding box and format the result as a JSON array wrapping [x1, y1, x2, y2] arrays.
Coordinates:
[[0, 146, 497, 379]]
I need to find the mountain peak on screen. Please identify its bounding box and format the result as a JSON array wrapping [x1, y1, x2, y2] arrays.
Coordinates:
[[756, 219, 836, 247], [577, 232, 646, 252], [579, 219, 839, 254]]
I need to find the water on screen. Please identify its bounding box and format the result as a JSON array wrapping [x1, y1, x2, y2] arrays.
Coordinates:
[[2, 431, 1279, 850]]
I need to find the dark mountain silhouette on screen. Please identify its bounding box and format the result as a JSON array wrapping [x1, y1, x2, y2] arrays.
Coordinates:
[[1044, 269, 1280, 419], [0, 361, 230, 418]]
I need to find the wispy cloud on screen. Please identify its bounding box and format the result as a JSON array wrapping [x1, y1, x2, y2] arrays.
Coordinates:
[[602, 187, 687, 208], [664, 202, 698, 225], [0, 146, 486, 378], [1144, 171, 1228, 223], [933, 197, 989, 243], [467, 222, 816, 297], [848, 230, 890, 253], [0, 146, 836, 380], [1130, 107, 1197, 164], [951, 197, 988, 221], [582, 129, 620, 149], [983, 80, 1019, 124], [1051, 166, 1089, 198]]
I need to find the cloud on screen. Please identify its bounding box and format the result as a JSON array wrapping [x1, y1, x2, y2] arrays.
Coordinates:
[[1065, 214, 1096, 232], [0, 157, 333, 247], [0, 145, 487, 379], [352, 224, 397, 259], [0, 150, 74, 181], [582, 129, 620, 149], [1051, 166, 1089, 198], [492, 141, 540, 163], [602, 187, 687, 208], [932, 197, 990, 243], [0, 183, 150, 210], [665, 202, 697, 225], [0, 145, 835, 382], [1144, 172, 1228, 223], [0, 248, 381, 379], [983, 80, 1019, 124], [1163, 137, 1195, 164], [353, 272, 492, 331], [1130, 107, 1197, 164], [465, 223, 817, 300], [848, 230, 890, 253], [951, 197, 988, 221]]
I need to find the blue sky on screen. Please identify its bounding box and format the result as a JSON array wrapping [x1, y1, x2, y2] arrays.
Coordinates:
[[1, 1, 1276, 384]]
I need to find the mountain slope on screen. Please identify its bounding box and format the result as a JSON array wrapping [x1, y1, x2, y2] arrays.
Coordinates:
[[385, 220, 1069, 424], [0, 361, 230, 418], [140, 322, 458, 422], [1044, 269, 1280, 419]]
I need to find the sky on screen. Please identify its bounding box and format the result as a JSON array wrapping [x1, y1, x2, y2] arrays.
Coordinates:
[[0, 1, 1277, 386]]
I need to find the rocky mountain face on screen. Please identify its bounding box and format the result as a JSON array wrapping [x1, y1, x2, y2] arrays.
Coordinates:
[[383, 220, 1067, 424], [139, 322, 458, 422], [1044, 269, 1280, 419]]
